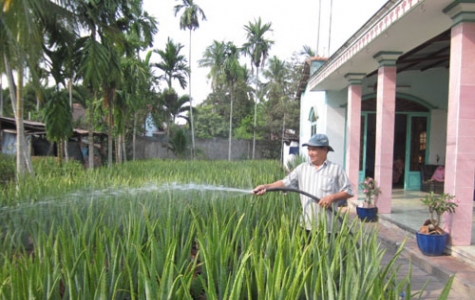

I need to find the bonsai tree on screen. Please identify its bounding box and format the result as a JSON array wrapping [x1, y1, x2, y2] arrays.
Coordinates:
[[359, 177, 381, 207], [419, 192, 458, 235]]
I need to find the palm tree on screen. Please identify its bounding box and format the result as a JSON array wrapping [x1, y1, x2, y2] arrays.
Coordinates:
[[153, 37, 189, 90], [222, 42, 245, 161], [262, 56, 291, 163], [119, 50, 156, 161], [116, 6, 157, 162], [73, 0, 145, 168], [299, 45, 316, 58], [242, 17, 274, 159], [44, 89, 73, 164], [158, 88, 192, 137], [1, 0, 72, 177], [174, 0, 207, 159], [198, 40, 226, 92]]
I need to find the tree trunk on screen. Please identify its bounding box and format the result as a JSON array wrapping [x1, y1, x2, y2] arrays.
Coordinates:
[[280, 113, 286, 164], [121, 134, 127, 162], [0, 76, 3, 116], [57, 140, 64, 166], [115, 134, 121, 164], [88, 95, 94, 170], [228, 88, 234, 161], [11, 61, 34, 177], [3, 55, 33, 175], [188, 29, 195, 159], [133, 113, 137, 160], [107, 97, 113, 166], [252, 66, 259, 160]]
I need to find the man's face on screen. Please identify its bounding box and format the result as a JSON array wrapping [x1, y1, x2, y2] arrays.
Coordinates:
[[307, 146, 328, 164]]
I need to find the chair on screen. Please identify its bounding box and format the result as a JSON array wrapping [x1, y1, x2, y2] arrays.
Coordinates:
[[419, 164, 444, 194]]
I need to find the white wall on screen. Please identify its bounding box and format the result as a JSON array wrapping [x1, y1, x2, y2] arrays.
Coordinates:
[[324, 90, 349, 167], [299, 89, 327, 160]]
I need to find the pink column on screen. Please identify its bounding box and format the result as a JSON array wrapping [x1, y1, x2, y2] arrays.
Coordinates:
[[442, 7, 475, 245], [345, 73, 365, 194], [373, 52, 401, 214]]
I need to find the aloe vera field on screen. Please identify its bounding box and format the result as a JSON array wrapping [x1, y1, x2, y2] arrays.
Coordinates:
[[0, 157, 452, 299]]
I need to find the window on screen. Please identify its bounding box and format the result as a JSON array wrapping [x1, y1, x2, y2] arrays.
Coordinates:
[[309, 107, 318, 136], [311, 123, 317, 136]]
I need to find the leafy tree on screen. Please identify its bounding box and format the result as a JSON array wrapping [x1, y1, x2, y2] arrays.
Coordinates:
[[167, 125, 190, 159], [73, 0, 149, 167], [199, 41, 254, 141], [0, 0, 72, 177], [262, 56, 300, 139], [242, 17, 274, 159], [194, 103, 227, 138], [174, 0, 207, 158], [116, 8, 158, 162], [44, 89, 73, 164], [118, 50, 157, 161]]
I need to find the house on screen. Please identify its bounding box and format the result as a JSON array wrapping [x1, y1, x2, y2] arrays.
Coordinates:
[[0, 116, 107, 165], [299, 0, 474, 246]]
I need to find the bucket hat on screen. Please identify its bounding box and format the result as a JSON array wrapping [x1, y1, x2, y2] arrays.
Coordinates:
[[302, 134, 334, 152]]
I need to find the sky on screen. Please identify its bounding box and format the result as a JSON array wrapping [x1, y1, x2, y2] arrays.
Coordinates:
[[142, 0, 388, 105], [0, 1, 387, 108]]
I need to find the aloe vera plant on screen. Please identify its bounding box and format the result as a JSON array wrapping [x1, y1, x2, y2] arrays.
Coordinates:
[[0, 158, 453, 299]]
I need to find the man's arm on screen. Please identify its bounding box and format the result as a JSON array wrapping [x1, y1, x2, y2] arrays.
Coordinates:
[[252, 180, 286, 195]]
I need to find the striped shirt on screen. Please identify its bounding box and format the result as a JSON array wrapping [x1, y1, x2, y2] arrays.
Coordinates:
[[282, 160, 354, 231]]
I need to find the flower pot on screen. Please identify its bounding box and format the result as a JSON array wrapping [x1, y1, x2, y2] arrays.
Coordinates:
[[356, 206, 378, 222], [416, 231, 448, 256]]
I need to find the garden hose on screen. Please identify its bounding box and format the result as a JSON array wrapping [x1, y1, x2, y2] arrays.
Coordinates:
[[264, 187, 351, 235], [265, 187, 323, 206]]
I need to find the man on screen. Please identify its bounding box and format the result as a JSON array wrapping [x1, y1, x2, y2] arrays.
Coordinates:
[[253, 133, 354, 233]]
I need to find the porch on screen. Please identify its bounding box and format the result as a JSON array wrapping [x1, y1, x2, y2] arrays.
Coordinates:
[[350, 188, 475, 263]]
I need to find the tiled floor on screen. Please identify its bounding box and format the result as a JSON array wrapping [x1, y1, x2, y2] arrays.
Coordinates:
[[351, 190, 475, 299], [355, 188, 475, 244]]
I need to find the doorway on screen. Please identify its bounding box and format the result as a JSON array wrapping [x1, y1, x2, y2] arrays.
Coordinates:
[[359, 112, 428, 190]]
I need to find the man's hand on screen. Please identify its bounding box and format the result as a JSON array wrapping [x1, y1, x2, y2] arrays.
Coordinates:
[[252, 185, 267, 195], [319, 195, 334, 209]]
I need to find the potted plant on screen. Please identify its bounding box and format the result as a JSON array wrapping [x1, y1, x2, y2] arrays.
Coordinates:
[[357, 177, 381, 222], [416, 192, 458, 256]]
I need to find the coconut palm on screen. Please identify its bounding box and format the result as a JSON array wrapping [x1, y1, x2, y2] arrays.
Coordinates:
[[242, 17, 274, 159], [174, 0, 207, 159]]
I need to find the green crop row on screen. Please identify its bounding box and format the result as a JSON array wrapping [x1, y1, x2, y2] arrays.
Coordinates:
[[0, 159, 452, 299]]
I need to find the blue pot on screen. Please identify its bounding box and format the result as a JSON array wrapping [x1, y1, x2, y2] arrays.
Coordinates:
[[416, 231, 448, 256], [356, 206, 378, 222]]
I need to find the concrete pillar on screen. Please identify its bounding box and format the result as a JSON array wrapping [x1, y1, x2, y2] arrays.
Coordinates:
[[443, 2, 475, 246], [373, 52, 402, 214], [344, 73, 366, 195]]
